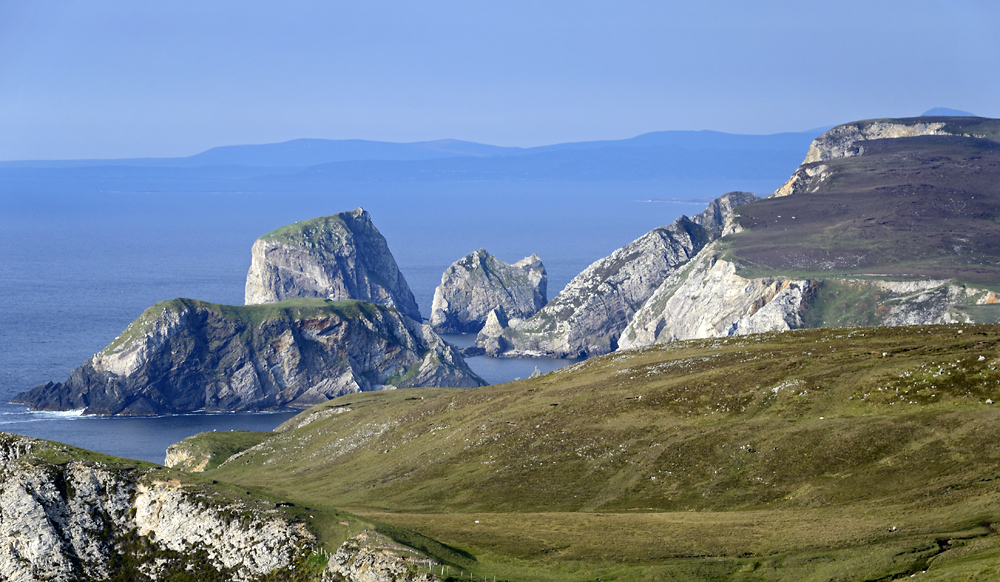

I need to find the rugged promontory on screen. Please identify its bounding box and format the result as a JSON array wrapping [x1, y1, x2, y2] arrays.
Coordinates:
[[244, 208, 422, 321], [429, 249, 547, 333], [12, 297, 484, 416], [476, 192, 757, 358], [619, 116, 1000, 348]]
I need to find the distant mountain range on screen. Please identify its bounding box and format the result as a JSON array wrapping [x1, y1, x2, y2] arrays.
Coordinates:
[[0, 129, 832, 183], [2, 111, 976, 183]]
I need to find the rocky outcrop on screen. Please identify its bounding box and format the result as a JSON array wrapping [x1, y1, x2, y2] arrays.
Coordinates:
[[430, 249, 546, 333], [245, 208, 422, 321], [324, 531, 440, 582], [772, 120, 947, 198], [163, 444, 211, 472], [477, 192, 757, 358], [620, 245, 811, 349], [12, 297, 484, 416], [690, 191, 759, 239], [802, 120, 947, 164], [0, 433, 312, 581], [619, 243, 992, 349], [620, 244, 813, 347], [476, 307, 511, 357]]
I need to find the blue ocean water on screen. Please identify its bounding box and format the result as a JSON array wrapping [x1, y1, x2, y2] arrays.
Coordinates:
[[0, 175, 778, 463]]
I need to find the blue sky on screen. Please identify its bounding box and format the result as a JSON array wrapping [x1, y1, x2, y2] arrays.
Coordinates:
[[1, 0, 997, 159]]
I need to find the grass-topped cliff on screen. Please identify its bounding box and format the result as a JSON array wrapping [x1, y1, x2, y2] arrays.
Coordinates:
[[104, 297, 389, 353], [172, 323, 1000, 581], [259, 214, 350, 249], [0, 433, 323, 581], [720, 116, 1000, 288], [13, 296, 483, 416]]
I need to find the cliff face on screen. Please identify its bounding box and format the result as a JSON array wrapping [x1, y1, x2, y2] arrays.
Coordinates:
[[429, 249, 547, 333], [771, 119, 952, 199], [620, 243, 994, 349], [620, 244, 812, 347], [478, 192, 757, 358], [0, 434, 312, 582], [615, 117, 1000, 349], [12, 298, 484, 416], [244, 208, 422, 322]]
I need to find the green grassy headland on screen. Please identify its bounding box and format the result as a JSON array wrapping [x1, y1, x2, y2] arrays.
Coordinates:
[[175, 323, 1000, 581]]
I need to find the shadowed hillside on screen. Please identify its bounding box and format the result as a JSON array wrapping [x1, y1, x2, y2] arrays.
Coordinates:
[[723, 117, 1000, 287]]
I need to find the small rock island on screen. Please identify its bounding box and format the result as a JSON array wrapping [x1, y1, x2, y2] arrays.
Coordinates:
[[14, 208, 485, 415], [12, 298, 483, 415], [430, 249, 547, 333]]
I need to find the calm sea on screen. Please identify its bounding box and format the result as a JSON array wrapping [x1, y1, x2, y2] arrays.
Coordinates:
[[0, 175, 777, 463]]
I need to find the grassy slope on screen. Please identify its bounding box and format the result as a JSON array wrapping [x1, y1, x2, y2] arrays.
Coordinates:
[[720, 118, 1000, 288], [196, 323, 1000, 580]]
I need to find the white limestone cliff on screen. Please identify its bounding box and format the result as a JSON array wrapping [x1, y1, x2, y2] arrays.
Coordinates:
[[0, 434, 312, 582], [619, 244, 991, 350]]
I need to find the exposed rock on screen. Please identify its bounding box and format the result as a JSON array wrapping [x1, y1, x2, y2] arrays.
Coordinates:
[[324, 531, 440, 582], [690, 191, 759, 239], [479, 192, 757, 358], [430, 249, 546, 333], [245, 208, 421, 321], [0, 433, 313, 581], [802, 120, 947, 164], [458, 346, 486, 358], [620, 243, 991, 349], [12, 297, 484, 416], [164, 443, 211, 472], [476, 307, 511, 357], [620, 244, 812, 347]]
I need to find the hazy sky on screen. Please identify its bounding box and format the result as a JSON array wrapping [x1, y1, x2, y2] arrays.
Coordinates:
[[1, 0, 997, 159]]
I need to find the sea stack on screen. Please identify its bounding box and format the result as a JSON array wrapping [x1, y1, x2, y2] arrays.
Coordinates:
[[430, 249, 547, 333], [244, 208, 422, 321]]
